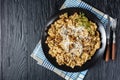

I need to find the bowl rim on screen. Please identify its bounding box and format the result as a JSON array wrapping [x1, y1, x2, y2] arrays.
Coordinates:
[[41, 7, 106, 72]]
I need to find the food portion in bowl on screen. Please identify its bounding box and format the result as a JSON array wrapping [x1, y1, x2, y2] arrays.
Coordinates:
[[45, 12, 101, 68]]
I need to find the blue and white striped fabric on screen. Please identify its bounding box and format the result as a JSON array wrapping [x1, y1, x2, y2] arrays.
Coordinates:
[[31, 41, 88, 80], [31, 0, 116, 80]]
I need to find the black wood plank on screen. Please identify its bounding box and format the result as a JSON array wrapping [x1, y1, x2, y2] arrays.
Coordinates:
[[26, 0, 64, 80], [1, 0, 64, 80], [83, 0, 120, 80], [1, 0, 28, 80], [1, 0, 120, 80], [0, 0, 2, 79]]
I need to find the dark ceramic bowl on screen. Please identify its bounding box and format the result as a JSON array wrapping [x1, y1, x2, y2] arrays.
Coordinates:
[[41, 7, 106, 72]]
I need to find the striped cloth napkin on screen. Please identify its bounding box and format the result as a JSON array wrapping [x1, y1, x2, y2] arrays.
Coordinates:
[[31, 0, 116, 80]]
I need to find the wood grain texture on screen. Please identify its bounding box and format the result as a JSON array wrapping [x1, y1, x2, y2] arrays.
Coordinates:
[[1, 0, 63, 80], [26, 0, 63, 80], [0, 0, 2, 79], [1, 0, 120, 80], [83, 0, 120, 80], [1, 0, 28, 80]]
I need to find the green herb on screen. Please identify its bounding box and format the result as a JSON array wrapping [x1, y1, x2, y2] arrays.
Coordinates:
[[74, 13, 92, 33]]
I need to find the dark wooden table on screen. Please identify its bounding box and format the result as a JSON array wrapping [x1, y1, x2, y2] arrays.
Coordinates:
[[1, 0, 120, 80]]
